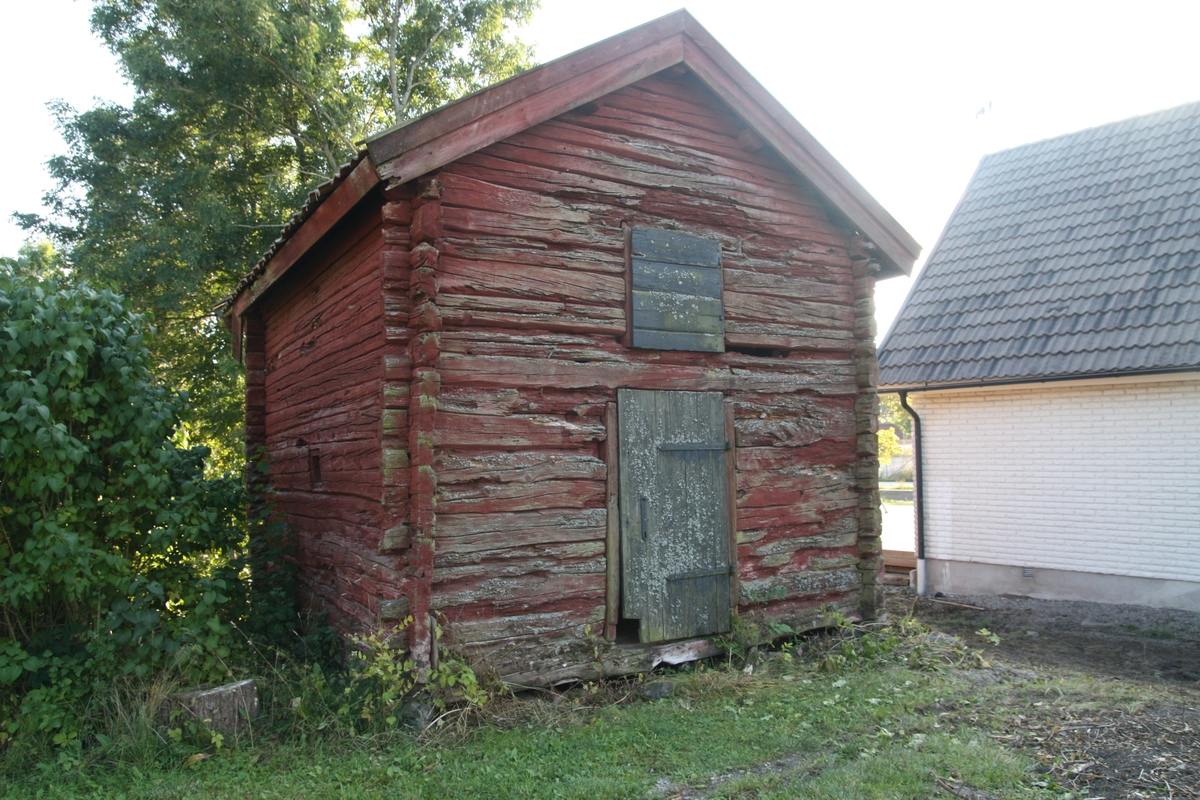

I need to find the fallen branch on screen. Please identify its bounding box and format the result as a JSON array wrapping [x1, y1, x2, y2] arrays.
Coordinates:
[[927, 598, 986, 611]]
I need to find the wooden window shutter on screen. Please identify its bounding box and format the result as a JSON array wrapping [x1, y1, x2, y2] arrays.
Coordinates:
[[629, 227, 724, 353]]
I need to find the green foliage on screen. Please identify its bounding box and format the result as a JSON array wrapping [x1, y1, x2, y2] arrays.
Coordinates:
[[259, 619, 488, 740], [975, 628, 1001, 646], [0, 241, 67, 282], [4, 647, 1047, 799], [878, 393, 913, 438], [810, 610, 993, 674], [0, 279, 246, 743], [877, 425, 902, 464], [359, 0, 539, 121], [20, 0, 537, 472]]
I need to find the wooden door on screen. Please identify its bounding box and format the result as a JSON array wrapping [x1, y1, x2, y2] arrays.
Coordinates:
[[618, 389, 732, 643]]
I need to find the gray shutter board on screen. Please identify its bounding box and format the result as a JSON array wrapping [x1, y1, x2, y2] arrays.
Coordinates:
[[630, 329, 724, 353], [631, 228, 722, 268], [629, 227, 725, 352], [631, 291, 723, 333], [631, 260, 722, 297]]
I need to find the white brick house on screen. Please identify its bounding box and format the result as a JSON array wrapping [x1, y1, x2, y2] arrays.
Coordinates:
[[879, 103, 1200, 612]]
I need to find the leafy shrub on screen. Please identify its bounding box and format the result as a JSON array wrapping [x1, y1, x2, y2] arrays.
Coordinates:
[[877, 426, 902, 465], [0, 279, 245, 745], [260, 619, 489, 740]]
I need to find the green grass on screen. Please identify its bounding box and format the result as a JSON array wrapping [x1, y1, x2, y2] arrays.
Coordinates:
[[4, 656, 1055, 800]]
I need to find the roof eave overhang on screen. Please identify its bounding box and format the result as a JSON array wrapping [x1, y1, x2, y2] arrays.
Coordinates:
[[223, 157, 380, 357], [880, 365, 1200, 393]]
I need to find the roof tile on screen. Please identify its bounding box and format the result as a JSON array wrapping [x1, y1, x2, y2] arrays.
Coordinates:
[[879, 100, 1200, 387]]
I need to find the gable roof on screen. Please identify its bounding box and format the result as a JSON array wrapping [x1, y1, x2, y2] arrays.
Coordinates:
[[879, 100, 1200, 390], [362, 10, 918, 276], [223, 9, 918, 331]]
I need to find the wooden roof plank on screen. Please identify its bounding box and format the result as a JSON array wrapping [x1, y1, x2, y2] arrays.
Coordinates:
[[365, 12, 689, 165], [228, 159, 380, 322], [373, 35, 686, 185]]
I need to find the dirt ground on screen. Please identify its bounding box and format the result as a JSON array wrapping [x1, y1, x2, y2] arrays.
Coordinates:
[[892, 589, 1200, 799], [894, 590, 1200, 684]]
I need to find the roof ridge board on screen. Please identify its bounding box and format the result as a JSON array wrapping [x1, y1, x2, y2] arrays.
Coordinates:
[[364, 10, 691, 164], [218, 152, 369, 313]]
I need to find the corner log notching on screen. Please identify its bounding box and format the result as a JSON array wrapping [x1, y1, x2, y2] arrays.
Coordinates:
[[403, 176, 444, 669]]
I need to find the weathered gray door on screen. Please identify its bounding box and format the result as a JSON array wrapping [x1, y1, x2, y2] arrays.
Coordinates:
[[618, 389, 731, 643]]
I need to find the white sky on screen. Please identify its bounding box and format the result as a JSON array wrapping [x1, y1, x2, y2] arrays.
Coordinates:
[[3, 0, 1199, 338]]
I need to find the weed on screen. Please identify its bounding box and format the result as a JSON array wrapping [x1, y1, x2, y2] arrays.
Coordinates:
[[976, 628, 1002, 646], [1142, 627, 1175, 640]]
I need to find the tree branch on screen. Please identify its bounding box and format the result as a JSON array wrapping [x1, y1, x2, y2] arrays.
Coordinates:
[[397, 22, 448, 120]]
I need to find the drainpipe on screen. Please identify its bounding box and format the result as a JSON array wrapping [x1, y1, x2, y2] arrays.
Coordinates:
[[897, 391, 926, 595]]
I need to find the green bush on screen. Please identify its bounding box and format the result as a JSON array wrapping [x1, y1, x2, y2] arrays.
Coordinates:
[[0, 279, 245, 746]]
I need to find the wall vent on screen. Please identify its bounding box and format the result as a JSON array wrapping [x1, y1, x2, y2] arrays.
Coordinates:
[[1022, 567, 1034, 579], [308, 448, 322, 487]]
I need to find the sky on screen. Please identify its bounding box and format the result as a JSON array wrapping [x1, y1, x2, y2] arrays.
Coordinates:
[[3, 0, 1199, 338]]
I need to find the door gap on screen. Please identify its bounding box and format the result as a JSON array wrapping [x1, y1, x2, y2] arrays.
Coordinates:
[[614, 617, 640, 644]]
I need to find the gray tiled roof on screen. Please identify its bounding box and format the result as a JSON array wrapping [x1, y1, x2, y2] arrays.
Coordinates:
[[878, 101, 1200, 389]]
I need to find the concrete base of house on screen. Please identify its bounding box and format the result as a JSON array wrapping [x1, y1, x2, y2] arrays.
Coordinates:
[[925, 559, 1200, 613]]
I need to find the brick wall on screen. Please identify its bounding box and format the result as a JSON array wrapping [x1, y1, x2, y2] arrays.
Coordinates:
[[911, 375, 1200, 582]]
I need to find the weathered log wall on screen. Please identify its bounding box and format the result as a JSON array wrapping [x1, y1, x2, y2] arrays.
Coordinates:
[[258, 202, 408, 630], [423, 71, 878, 678]]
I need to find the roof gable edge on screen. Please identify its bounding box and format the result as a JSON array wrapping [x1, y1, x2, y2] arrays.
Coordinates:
[[366, 10, 919, 277]]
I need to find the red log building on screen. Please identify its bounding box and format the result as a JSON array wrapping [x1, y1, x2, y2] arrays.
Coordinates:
[[222, 11, 918, 685]]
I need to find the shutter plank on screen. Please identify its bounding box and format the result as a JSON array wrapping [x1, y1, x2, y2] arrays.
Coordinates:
[[631, 329, 723, 353], [631, 228, 722, 268], [631, 290, 723, 333], [632, 260, 722, 297]]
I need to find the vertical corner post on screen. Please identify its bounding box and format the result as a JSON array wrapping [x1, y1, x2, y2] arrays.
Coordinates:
[[850, 235, 883, 619], [405, 174, 444, 671]]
